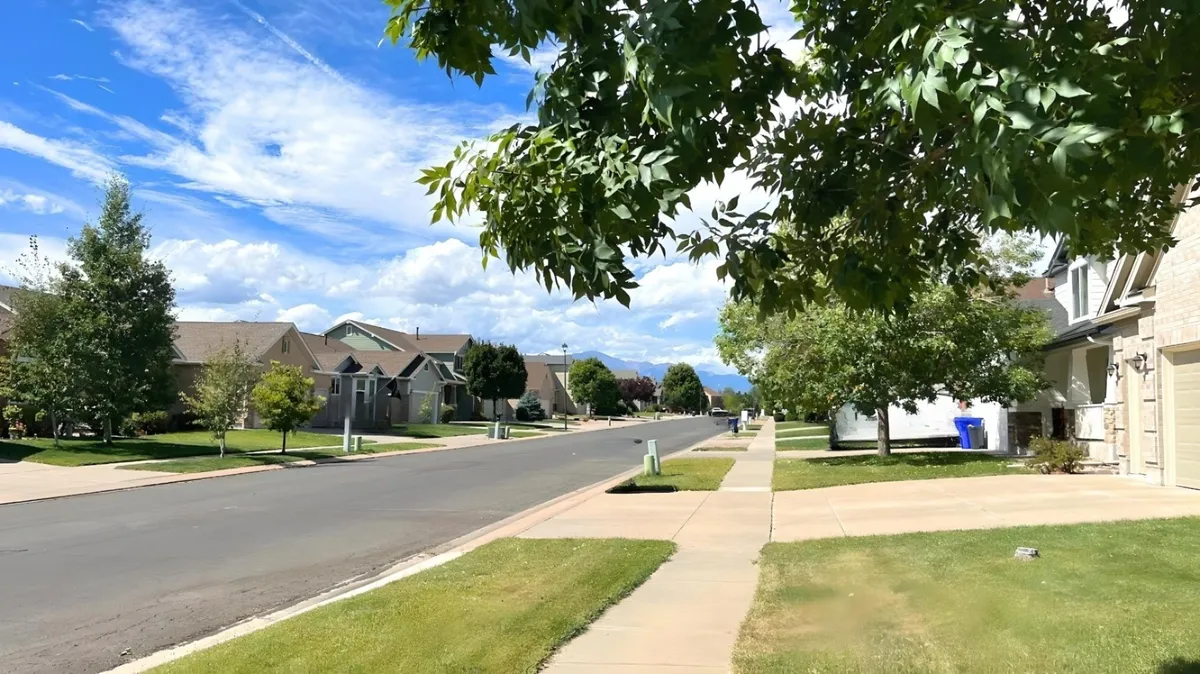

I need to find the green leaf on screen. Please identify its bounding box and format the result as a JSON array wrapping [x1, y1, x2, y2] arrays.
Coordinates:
[[1052, 80, 1090, 98], [1051, 144, 1068, 176]]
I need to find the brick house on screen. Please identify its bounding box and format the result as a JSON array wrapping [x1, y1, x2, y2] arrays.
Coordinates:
[[1093, 183, 1200, 488]]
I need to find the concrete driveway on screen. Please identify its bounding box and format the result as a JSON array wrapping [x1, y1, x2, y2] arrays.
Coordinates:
[[773, 474, 1200, 540]]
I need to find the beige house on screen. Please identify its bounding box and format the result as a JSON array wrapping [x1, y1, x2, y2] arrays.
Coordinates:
[[1092, 184, 1200, 488], [524, 354, 577, 414], [171, 322, 325, 429], [704, 387, 725, 410]]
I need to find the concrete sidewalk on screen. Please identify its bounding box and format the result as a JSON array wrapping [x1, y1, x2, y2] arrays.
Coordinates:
[[529, 418, 778, 672]]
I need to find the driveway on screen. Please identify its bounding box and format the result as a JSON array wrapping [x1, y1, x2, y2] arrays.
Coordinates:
[[0, 417, 720, 674], [773, 474, 1200, 540]]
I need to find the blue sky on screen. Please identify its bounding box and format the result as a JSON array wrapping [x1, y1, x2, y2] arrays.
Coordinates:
[[0, 0, 787, 373]]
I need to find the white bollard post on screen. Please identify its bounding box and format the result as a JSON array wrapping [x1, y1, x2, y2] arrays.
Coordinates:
[[343, 416, 351, 454], [647, 439, 660, 475]]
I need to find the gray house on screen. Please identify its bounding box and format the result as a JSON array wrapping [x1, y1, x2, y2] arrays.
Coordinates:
[[302, 332, 449, 429], [318, 320, 476, 421]]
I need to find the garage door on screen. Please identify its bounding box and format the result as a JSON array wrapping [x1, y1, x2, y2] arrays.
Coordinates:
[[1174, 349, 1200, 489]]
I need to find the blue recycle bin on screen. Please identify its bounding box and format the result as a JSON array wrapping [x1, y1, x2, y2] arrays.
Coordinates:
[[953, 417, 984, 449]]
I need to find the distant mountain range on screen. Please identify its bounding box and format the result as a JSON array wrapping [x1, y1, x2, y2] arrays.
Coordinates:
[[574, 350, 751, 392]]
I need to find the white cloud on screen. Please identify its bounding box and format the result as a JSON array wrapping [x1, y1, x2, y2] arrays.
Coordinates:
[[71, 19, 95, 32], [276, 302, 332, 331], [659, 310, 703, 329], [0, 121, 116, 182], [233, 1, 345, 83], [498, 44, 561, 74], [0, 190, 65, 215], [59, 0, 508, 244], [49, 74, 111, 83]]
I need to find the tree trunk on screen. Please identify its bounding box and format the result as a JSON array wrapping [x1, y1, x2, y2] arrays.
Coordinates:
[[281, 430, 287, 454], [50, 408, 60, 448], [219, 434, 226, 458], [876, 406, 891, 456], [103, 417, 113, 445]]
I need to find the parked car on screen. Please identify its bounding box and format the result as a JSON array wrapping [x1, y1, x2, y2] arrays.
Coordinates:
[[709, 407, 728, 417]]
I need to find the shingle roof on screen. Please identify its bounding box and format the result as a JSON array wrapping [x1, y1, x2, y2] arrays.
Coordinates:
[[301, 332, 354, 354], [173, 322, 294, 362], [400, 332, 471, 354], [0, 285, 18, 311], [346, 321, 471, 355], [350, 350, 424, 378]]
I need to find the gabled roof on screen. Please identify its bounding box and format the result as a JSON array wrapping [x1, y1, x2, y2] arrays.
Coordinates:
[[173, 322, 300, 363], [301, 331, 354, 354], [324, 319, 471, 356], [525, 354, 574, 366], [350, 350, 426, 379], [612, 369, 639, 380]]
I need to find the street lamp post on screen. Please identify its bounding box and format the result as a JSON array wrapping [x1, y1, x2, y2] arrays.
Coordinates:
[[561, 343, 569, 431]]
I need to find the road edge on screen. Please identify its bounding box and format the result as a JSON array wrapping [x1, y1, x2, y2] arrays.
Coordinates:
[[100, 435, 712, 673], [0, 416, 690, 508]]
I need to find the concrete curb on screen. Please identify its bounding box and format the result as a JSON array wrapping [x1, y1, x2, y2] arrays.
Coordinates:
[[101, 435, 711, 673], [0, 417, 688, 508]]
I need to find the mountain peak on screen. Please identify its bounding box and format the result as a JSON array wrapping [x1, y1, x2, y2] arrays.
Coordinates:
[[571, 351, 750, 392]]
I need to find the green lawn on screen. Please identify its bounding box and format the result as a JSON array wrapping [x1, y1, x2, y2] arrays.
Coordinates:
[[153, 538, 675, 674], [773, 452, 1028, 491], [390, 423, 488, 438], [121, 442, 440, 473], [735, 518, 1200, 673], [622, 457, 735, 491], [775, 421, 827, 432], [0, 430, 351, 467], [775, 436, 831, 451], [775, 427, 827, 438], [695, 445, 748, 452]]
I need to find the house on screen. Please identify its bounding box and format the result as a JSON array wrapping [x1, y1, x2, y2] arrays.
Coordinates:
[[301, 332, 445, 429], [704, 387, 725, 410], [1005, 241, 1116, 458], [172, 321, 326, 429], [523, 360, 557, 417], [524, 353, 577, 414], [1089, 183, 1200, 488], [321, 320, 474, 420]]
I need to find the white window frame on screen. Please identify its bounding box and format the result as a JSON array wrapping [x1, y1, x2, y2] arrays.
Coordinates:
[[330, 378, 341, 395], [1071, 265, 1090, 319]]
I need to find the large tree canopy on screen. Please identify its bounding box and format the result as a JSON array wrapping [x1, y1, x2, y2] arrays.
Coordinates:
[[387, 0, 1198, 312], [716, 284, 1053, 454]]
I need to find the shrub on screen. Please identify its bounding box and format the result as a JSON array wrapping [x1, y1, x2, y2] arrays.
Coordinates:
[[168, 411, 200, 432], [439, 404, 457, 424], [773, 412, 785, 422], [1028, 436, 1086, 474], [121, 411, 170, 437], [784, 409, 800, 422], [417, 391, 436, 424], [516, 391, 546, 421]]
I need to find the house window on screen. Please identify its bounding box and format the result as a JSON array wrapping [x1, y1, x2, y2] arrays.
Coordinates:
[[281, 337, 290, 353], [369, 379, 377, 396], [1071, 266, 1089, 319], [346, 325, 356, 336], [331, 378, 341, 395], [356, 378, 367, 392]]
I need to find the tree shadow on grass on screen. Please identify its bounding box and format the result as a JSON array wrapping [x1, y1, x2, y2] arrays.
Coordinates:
[[1158, 658, 1200, 674], [806, 451, 1012, 469]]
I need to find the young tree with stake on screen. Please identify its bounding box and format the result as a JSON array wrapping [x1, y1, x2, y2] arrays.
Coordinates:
[[249, 361, 324, 454], [181, 344, 260, 457]]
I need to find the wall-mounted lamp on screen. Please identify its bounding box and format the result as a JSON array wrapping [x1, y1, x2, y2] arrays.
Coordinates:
[[1106, 362, 1121, 380], [1131, 352, 1148, 372]]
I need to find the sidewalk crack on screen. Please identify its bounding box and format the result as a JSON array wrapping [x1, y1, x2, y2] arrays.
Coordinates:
[[671, 492, 711, 540]]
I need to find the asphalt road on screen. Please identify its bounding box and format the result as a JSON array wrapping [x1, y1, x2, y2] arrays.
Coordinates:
[[0, 417, 722, 674]]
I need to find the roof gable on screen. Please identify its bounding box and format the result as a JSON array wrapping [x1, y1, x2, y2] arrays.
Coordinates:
[[173, 322, 295, 363]]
